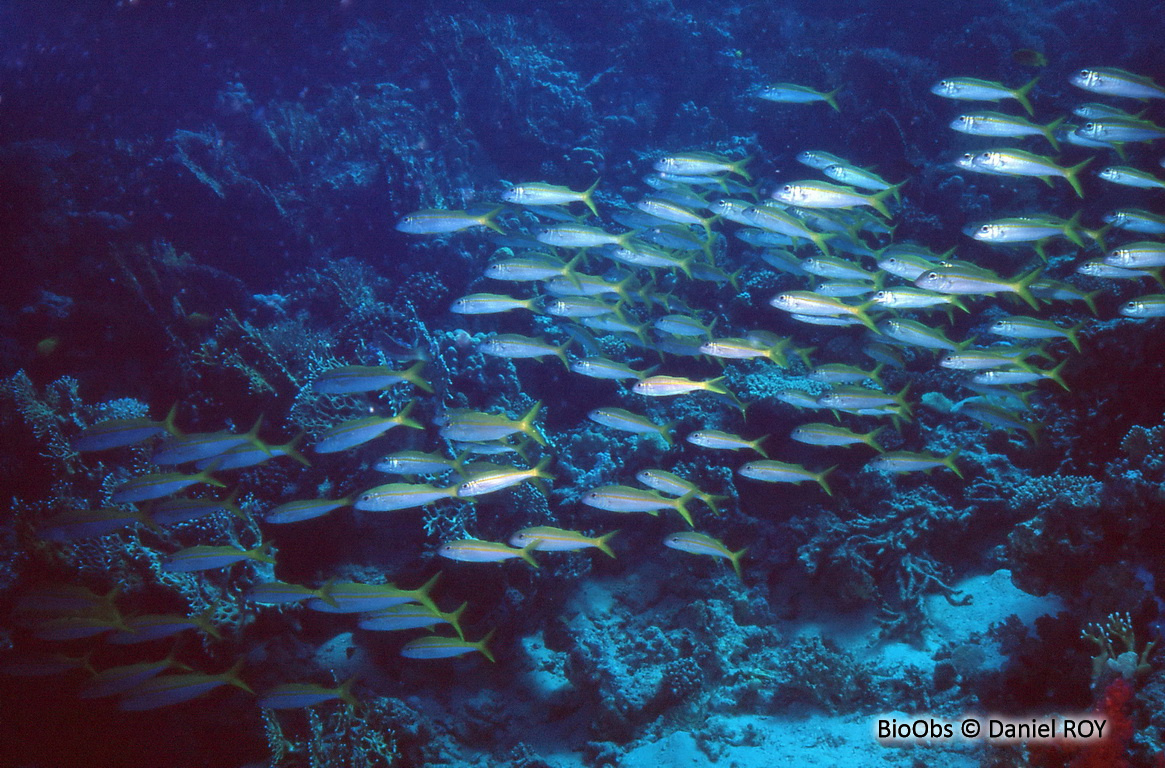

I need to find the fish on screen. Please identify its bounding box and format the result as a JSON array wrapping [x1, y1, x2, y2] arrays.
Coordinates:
[[395, 207, 504, 235], [654, 152, 751, 181], [769, 291, 878, 333], [653, 313, 716, 338], [245, 581, 336, 607], [118, 659, 252, 711], [401, 629, 496, 662], [501, 179, 601, 217], [771, 180, 901, 218], [601, 241, 696, 275], [438, 539, 540, 568], [313, 362, 433, 394], [1097, 166, 1165, 190], [37, 508, 157, 542], [80, 655, 188, 699], [971, 149, 1091, 198], [914, 266, 1042, 310], [313, 402, 423, 454], [193, 433, 311, 471], [988, 316, 1083, 352], [972, 360, 1069, 391], [867, 450, 963, 478], [1069, 68, 1165, 100], [150, 489, 246, 526], [257, 677, 359, 710], [307, 574, 441, 614], [439, 402, 547, 446], [741, 204, 834, 254], [1103, 209, 1165, 235], [106, 609, 222, 645], [111, 466, 226, 504], [456, 457, 552, 498], [535, 223, 630, 249], [545, 296, 623, 318], [632, 375, 731, 398], [930, 76, 1038, 115], [587, 407, 675, 445], [570, 356, 657, 381], [582, 485, 698, 526], [374, 450, 466, 476], [151, 416, 265, 466], [809, 362, 884, 386], [1011, 49, 1047, 68], [359, 602, 468, 639], [264, 496, 352, 524], [353, 482, 459, 512], [939, 348, 1036, 371], [970, 213, 1086, 249], [634, 469, 728, 514], [509, 527, 618, 558], [72, 404, 179, 452], [685, 429, 767, 457], [801, 253, 878, 281], [449, 293, 538, 315], [699, 336, 791, 365], [663, 532, 747, 579], [1104, 241, 1165, 269], [879, 317, 965, 352], [160, 542, 275, 573], [796, 150, 852, 169], [484, 252, 582, 283], [737, 460, 835, 495], [816, 385, 911, 418], [756, 83, 841, 111], [635, 196, 716, 239], [1075, 117, 1165, 144], [791, 423, 885, 451], [822, 164, 902, 195], [478, 333, 570, 366], [872, 287, 967, 313], [957, 399, 1039, 441], [949, 111, 1064, 149], [1119, 294, 1165, 318]]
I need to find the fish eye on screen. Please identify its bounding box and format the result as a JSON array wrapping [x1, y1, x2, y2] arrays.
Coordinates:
[[925, 271, 938, 279], [1084, 122, 1095, 130], [978, 225, 990, 233]]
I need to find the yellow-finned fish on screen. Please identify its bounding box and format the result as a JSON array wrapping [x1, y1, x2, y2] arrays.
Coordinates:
[[772, 180, 902, 218], [663, 532, 747, 578], [118, 659, 252, 711], [654, 151, 751, 181], [587, 407, 675, 445], [501, 179, 601, 218], [1070, 67, 1165, 100], [509, 527, 618, 558], [401, 629, 496, 662], [738, 460, 835, 495], [632, 375, 731, 398], [970, 149, 1091, 198], [313, 402, 423, 454], [867, 450, 963, 478], [440, 402, 548, 446], [685, 429, 767, 457], [757, 83, 841, 111], [438, 539, 540, 568], [930, 76, 1038, 115], [950, 111, 1064, 149], [396, 207, 505, 235], [256, 677, 359, 710], [312, 361, 432, 394]]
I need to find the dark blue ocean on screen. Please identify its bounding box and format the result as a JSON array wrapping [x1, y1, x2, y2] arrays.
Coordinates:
[[2, 1, 1165, 766]]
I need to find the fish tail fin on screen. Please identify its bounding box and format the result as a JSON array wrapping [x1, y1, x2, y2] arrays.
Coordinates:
[[481, 207, 506, 234], [162, 403, 182, 436], [222, 657, 253, 695], [1114, 142, 1128, 162], [395, 400, 424, 431], [250, 540, 277, 565], [673, 490, 698, 528], [705, 376, 732, 397], [476, 628, 497, 663], [824, 86, 843, 112], [556, 341, 571, 370], [518, 540, 541, 569], [1046, 359, 1070, 391], [658, 421, 678, 447], [1149, 268, 1165, 289], [945, 448, 964, 479], [411, 571, 443, 615], [1086, 223, 1111, 252], [595, 530, 619, 559], [1014, 268, 1043, 310], [195, 606, 223, 640], [1063, 210, 1086, 247], [866, 426, 887, 452], [243, 414, 268, 454], [445, 602, 469, 640], [854, 302, 880, 334], [950, 296, 970, 314], [278, 432, 312, 468], [702, 494, 730, 516], [795, 344, 815, 370], [732, 155, 753, 182], [532, 455, 553, 482], [221, 486, 248, 520], [818, 466, 837, 496], [810, 231, 834, 257], [337, 676, 360, 708], [1043, 115, 1065, 150], [520, 401, 548, 447], [729, 546, 748, 579], [317, 578, 340, 609], [1065, 157, 1093, 198], [1015, 76, 1039, 116], [752, 434, 770, 459], [1083, 290, 1101, 317], [401, 360, 434, 393], [868, 185, 899, 218], [1067, 321, 1085, 353], [198, 461, 227, 489], [582, 178, 601, 219]]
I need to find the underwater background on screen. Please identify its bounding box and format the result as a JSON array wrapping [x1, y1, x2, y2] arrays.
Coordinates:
[[2, 0, 1165, 766]]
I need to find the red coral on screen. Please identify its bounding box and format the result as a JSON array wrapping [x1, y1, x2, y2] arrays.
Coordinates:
[[1071, 677, 1135, 768]]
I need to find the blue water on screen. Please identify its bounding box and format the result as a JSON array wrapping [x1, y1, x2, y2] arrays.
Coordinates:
[[1, 1, 1164, 766]]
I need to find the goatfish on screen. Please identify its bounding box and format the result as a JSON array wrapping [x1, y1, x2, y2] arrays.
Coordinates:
[[117, 659, 252, 711], [872, 287, 967, 312], [972, 360, 1069, 391], [970, 149, 1091, 198], [700, 336, 791, 366], [914, 266, 1042, 310], [988, 316, 1083, 352], [958, 399, 1040, 441], [970, 213, 1086, 248], [111, 467, 225, 504], [587, 407, 675, 445], [401, 629, 496, 662], [635, 196, 716, 239], [106, 609, 221, 645], [151, 417, 265, 465], [1097, 166, 1165, 190], [37, 508, 157, 542], [950, 111, 1064, 149], [72, 404, 178, 452], [150, 489, 245, 526], [193, 433, 310, 471], [738, 460, 835, 495], [535, 223, 630, 249], [797, 150, 852, 170], [439, 402, 547, 446], [930, 76, 1038, 115], [313, 402, 423, 454], [817, 385, 911, 418], [879, 318, 966, 352], [375, 450, 466, 476], [501, 180, 600, 218], [791, 423, 885, 450], [1119, 294, 1165, 318], [264, 496, 352, 525], [245, 581, 336, 607], [80, 655, 188, 699], [867, 450, 963, 478], [438, 539, 540, 568], [635, 469, 728, 515], [160, 542, 275, 573], [353, 482, 459, 512], [484, 252, 582, 282], [1105, 241, 1165, 269], [769, 291, 878, 333], [456, 457, 552, 498], [685, 429, 768, 457], [771, 180, 901, 218], [257, 678, 358, 710], [570, 356, 657, 381], [740, 204, 833, 255], [450, 293, 538, 315], [307, 574, 441, 614], [663, 532, 747, 579], [479, 333, 570, 366], [756, 83, 841, 111], [395, 207, 504, 235], [359, 603, 468, 639], [822, 164, 902, 195], [509, 527, 618, 558], [1070, 67, 1165, 100], [1075, 117, 1165, 144], [583, 486, 697, 527], [632, 375, 731, 397], [654, 151, 751, 180]]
